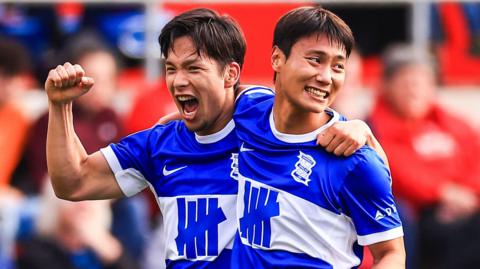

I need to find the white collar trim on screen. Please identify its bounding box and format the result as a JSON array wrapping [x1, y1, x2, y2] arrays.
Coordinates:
[[269, 108, 340, 143], [195, 119, 235, 144]]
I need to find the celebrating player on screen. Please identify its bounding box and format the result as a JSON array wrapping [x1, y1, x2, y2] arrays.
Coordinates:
[[46, 8, 392, 268], [231, 7, 405, 268]]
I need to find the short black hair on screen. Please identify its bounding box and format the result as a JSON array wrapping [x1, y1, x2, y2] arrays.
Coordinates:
[[273, 6, 355, 59], [158, 8, 246, 78], [0, 37, 31, 77]]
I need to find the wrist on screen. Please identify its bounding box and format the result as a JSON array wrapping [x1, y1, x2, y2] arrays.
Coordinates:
[[49, 99, 71, 108]]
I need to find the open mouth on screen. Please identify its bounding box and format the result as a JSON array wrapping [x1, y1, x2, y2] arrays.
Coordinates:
[[305, 86, 329, 99], [177, 95, 199, 120]]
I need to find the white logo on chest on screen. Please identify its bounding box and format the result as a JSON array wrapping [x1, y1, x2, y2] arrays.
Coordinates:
[[291, 151, 316, 186], [230, 153, 239, 180], [162, 165, 187, 176]]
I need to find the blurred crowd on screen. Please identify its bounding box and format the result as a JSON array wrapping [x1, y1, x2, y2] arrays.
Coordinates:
[[0, 6, 176, 267], [1, 2, 480, 269]]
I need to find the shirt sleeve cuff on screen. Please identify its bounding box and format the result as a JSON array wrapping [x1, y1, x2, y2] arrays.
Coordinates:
[[357, 226, 404, 246], [100, 146, 148, 197]]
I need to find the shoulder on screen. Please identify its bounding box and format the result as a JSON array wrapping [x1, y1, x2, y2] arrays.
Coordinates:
[[339, 146, 391, 193], [328, 146, 390, 187], [234, 85, 274, 114], [138, 120, 185, 137], [118, 120, 183, 149]]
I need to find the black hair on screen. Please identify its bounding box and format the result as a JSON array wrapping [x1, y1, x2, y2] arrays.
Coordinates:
[[158, 8, 246, 87], [274, 6, 354, 59]]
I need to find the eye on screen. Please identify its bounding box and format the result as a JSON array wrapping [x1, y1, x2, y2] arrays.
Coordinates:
[[165, 66, 176, 74], [333, 63, 345, 72], [306, 57, 321, 64], [188, 66, 201, 72]]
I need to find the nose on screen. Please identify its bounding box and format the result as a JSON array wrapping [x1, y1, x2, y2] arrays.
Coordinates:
[[173, 70, 189, 89], [315, 66, 332, 86]]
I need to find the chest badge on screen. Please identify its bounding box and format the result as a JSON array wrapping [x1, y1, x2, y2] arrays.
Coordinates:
[[291, 151, 316, 186]]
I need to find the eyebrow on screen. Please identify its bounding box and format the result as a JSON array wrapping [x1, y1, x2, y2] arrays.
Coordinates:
[[306, 49, 346, 61], [165, 52, 202, 67]]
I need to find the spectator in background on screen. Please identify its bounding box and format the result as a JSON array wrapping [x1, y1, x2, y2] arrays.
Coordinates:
[[368, 43, 480, 268], [14, 32, 150, 261], [124, 77, 176, 134], [331, 49, 370, 120], [13, 32, 124, 194], [0, 37, 34, 269], [16, 182, 139, 269], [0, 37, 32, 189]]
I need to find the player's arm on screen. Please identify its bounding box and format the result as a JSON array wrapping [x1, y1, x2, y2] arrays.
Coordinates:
[[340, 150, 404, 267], [158, 111, 181, 124], [317, 119, 389, 167], [368, 238, 406, 268], [46, 62, 123, 201]]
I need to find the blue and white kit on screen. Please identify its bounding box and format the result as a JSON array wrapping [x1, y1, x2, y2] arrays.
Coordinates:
[[100, 120, 239, 269], [231, 86, 403, 268]]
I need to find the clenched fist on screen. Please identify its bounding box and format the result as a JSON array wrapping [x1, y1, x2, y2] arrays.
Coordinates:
[[45, 62, 94, 105]]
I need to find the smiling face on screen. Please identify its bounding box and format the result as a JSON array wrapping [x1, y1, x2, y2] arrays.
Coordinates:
[[164, 36, 236, 135], [273, 34, 347, 115]]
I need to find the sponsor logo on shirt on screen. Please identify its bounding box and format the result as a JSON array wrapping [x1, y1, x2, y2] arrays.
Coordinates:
[[240, 142, 255, 152], [176, 197, 227, 259], [162, 165, 187, 176], [239, 181, 280, 248], [375, 204, 398, 221]]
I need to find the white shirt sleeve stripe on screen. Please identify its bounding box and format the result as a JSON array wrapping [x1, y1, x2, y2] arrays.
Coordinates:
[[357, 226, 404, 246], [100, 146, 148, 197], [234, 86, 274, 103]]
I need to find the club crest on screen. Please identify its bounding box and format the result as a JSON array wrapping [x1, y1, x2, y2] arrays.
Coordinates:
[[291, 151, 316, 186], [230, 153, 239, 180]]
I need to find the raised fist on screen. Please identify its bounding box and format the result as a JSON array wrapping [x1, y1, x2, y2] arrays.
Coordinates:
[[45, 62, 95, 104]]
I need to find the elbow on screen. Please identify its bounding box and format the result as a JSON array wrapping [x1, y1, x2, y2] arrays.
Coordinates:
[[50, 174, 85, 201], [52, 189, 83, 201]]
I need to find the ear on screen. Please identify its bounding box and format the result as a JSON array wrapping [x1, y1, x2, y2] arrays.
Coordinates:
[[224, 62, 241, 88], [271, 46, 285, 72]]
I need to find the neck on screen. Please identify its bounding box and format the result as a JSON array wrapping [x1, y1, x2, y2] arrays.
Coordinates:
[[196, 89, 235, 136], [272, 91, 330, 135]]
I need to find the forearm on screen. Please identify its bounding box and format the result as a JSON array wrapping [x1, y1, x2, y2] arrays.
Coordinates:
[[47, 102, 88, 198]]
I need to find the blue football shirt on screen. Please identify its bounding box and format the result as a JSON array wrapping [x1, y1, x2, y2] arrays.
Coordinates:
[[231, 87, 403, 268], [100, 120, 239, 268]]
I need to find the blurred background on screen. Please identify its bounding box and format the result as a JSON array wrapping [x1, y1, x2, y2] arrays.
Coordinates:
[[0, 1, 479, 269]]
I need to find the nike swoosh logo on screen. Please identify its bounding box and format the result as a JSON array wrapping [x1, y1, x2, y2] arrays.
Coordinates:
[[163, 165, 187, 176], [240, 142, 254, 152]]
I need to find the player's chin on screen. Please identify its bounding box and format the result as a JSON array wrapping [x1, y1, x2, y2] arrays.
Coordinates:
[[183, 119, 207, 133], [299, 101, 327, 114]]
